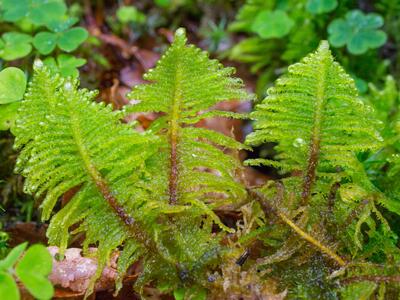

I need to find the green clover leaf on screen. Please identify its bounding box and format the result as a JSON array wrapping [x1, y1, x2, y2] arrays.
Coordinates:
[[306, 0, 337, 14], [0, 272, 19, 300], [0, 243, 53, 300], [0, 67, 27, 104], [251, 10, 294, 39], [0, 242, 27, 271], [1, 0, 66, 25], [15, 244, 54, 300], [0, 67, 27, 130], [58, 27, 88, 52], [116, 6, 146, 24], [44, 16, 78, 32], [32, 32, 57, 55], [0, 102, 21, 131], [0, 243, 28, 300], [44, 54, 86, 77], [328, 10, 387, 55], [0, 32, 32, 60], [33, 26, 88, 55]]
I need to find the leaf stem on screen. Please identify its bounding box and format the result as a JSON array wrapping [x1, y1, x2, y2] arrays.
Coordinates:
[[70, 112, 152, 249], [301, 53, 328, 205], [168, 56, 183, 205], [250, 189, 346, 267]]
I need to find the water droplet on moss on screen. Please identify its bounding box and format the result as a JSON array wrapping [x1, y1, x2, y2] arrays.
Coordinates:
[[293, 137, 306, 148]]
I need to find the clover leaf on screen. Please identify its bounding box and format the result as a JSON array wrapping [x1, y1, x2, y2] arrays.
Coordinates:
[[251, 10, 294, 39], [1, 0, 66, 25], [0, 243, 53, 300], [328, 10, 387, 55], [117, 6, 146, 24], [0, 242, 27, 270], [33, 19, 88, 55], [16, 244, 54, 300], [306, 0, 337, 14], [0, 67, 27, 104], [0, 272, 19, 300], [44, 54, 86, 77], [0, 102, 21, 131], [0, 32, 32, 60], [0, 67, 27, 130]]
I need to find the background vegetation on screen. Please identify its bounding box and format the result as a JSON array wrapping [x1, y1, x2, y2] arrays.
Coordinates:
[[1, 0, 400, 299]]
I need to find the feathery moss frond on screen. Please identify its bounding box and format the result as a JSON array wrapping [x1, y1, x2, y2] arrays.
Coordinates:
[[246, 41, 382, 204], [12, 63, 178, 295], [127, 28, 253, 220]]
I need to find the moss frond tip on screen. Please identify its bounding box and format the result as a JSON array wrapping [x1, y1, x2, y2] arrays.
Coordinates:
[[174, 28, 187, 45]]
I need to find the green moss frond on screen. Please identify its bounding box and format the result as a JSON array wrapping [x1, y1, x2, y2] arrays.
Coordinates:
[[12, 63, 172, 295], [127, 28, 253, 222], [246, 41, 382, 204]]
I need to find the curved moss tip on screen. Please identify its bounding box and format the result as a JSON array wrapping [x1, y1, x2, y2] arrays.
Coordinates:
[[33, 59, 44, 70], [318, 40, 330, 52], [174, 27, 187, 45]]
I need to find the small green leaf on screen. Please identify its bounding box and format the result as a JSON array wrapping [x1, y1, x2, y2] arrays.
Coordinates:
[[44, 54, 86, 77], [0, 32, 32, 60], [58, 27, 88, 52], [28, 0, 67, 25], [173, 288, 185, 300], [0, 242, 27, 271], [16, 244, 53, 300], [328, 10, 387, 54], [155, 0, 171, 7], [0, 272, 19, 300], [1, 0, 29, 22], [45, 16, 78, 33], [16, 244, 52, 277], [251, 10, 294, 39], [0, 102, 21, 131], [1, 0, 66, 25], [306, 0, 337, 14], [33, 32, 57, 55], [117, 6, 146, 24], [0, 67, 27, 104]]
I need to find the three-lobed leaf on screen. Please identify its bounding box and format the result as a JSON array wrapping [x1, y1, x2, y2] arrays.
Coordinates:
[[0, 243, 53, 300], [306, 0, 337, 14], [33, 27, 88, 55], [1, 0, 66, 25], [328, 10, 387, 54], [251, 10, 294, 39], [0, 32, 32, 61], [15, 245, 54, 300]]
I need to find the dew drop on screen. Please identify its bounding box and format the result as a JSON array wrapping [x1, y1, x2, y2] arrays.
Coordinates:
[[293, 137, 306, 148], [33, 59, 43, 69], [64, 82, 72, 91]]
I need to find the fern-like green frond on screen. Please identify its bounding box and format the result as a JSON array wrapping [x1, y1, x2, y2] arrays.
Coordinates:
[[12, 63, 173, 295], [127, 28, 253, 219], [246, 41, 382, 203]]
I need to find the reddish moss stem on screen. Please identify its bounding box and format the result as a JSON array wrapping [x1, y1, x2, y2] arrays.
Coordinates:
[[169, 129, 179, 205], [168, 57, 183, 205], [301, 141, 320, 205]]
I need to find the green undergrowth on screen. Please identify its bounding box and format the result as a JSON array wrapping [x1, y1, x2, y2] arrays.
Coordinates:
[[10, 28, 400, 299]]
